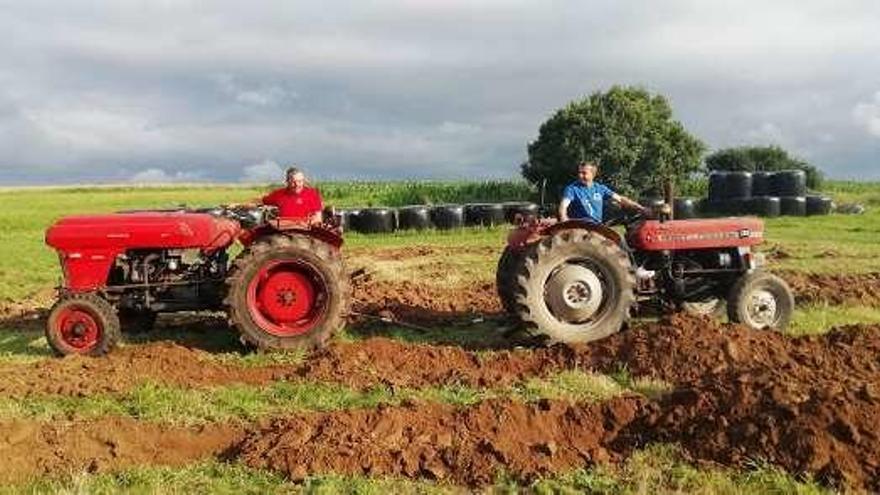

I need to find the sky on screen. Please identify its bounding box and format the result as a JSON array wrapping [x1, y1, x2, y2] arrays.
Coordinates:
[[1, 0, 879, 185]]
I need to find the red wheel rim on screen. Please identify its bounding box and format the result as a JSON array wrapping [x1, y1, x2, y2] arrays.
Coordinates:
[[246, 260, 327, 337], [55, 306, 101, 351]]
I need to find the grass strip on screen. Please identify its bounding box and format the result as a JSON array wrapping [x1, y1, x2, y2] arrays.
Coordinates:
[[2, 444, 828, 495], [787, 303, 880, 336], [0, 370, 672, 425]]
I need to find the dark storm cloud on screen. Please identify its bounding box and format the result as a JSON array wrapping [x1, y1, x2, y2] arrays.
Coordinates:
[[0, 0, 878, 184]]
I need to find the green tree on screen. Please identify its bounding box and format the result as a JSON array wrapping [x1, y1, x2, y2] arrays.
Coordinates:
[[523, 86, 706, 200], [705, 145, 824, 189]]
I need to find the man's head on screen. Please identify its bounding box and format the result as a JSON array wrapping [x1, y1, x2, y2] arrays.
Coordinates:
[[577, 161, 599, 185], [285, 166, 306, 193]]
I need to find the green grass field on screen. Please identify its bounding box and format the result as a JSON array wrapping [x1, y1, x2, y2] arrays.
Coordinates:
[[0, 180, 876, 493]]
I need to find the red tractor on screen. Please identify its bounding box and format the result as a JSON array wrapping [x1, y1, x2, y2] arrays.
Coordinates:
[[44, 206, 349, 356], [497, 206, 794, 343]]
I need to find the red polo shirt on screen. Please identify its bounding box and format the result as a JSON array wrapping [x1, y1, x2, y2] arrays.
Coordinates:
[[262, 186, 323, 219]]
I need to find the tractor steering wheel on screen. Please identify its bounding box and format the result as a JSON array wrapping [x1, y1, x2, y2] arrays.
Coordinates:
[[603, 207, 646, 228]]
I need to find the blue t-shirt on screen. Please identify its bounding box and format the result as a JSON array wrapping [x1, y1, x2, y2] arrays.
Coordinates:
[[562, 181, 615, 223]]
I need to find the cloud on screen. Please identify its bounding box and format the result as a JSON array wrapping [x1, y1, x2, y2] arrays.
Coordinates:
[[241, 159, 283, 182], [214, 74, 297, 107], [129, 168, 204, 183], [853, 91, 880, 138], [1, 1, 879, 182], [745, 122, 786, 146]]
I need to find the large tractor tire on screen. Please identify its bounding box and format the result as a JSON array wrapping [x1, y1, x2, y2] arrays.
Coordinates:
[[496, 246, 525, 315], [46, 292, 121, 356], [225, 234, 350, 351], [727, 271, 794, 331], [514, 229, 636, 344]]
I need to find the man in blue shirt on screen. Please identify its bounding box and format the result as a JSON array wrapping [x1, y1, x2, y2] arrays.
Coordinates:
[[558, 161, 646, 223]]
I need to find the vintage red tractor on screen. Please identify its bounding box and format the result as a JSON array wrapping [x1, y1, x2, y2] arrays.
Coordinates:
[[497, 205, 794, 343], [44, 206, 349, 356]]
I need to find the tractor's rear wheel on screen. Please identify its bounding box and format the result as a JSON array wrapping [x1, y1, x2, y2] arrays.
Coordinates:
[[46, 293, 121, 356], [496, 246, 525, 315], [225, 234, 350, 351], [514, 229, 635, 344], [727, 271, 794, 331]]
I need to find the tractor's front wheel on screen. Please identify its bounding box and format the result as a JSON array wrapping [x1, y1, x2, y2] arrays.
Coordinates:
[[514, 229, 635, 344], [727, 271, 794, 331], [46, 293, 121, 356], [225, 235, 350, 351]]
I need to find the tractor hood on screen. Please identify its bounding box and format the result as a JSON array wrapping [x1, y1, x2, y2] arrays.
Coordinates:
[[46, 212, 241, 253], [628, 217, 764, 251]]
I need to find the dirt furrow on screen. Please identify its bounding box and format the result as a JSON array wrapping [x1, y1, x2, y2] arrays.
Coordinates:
[[2, 315, 878, 400], [235, 358, 880, 491], [778, 270, 880, 306], [0, 417, 242, 483], [232, 396, 646, 486], [0, 342, 297, 398]]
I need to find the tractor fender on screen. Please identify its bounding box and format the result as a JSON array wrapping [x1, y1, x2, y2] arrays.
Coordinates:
[[240, 222, 344, 249], [507, 219, 621, 251]]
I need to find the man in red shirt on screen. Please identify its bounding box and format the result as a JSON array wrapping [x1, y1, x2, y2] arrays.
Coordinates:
[[261, 166, 324, 224]]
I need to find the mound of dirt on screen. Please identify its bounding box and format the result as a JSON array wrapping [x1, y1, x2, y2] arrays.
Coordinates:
[[296, 337, 577, 390], [260, 318, 880, 490], [0, 417, 242, 483], [0, 342, 295, 398], [626, 350, 880, 490], [233, 396, 647, 486], [296, 315, 880, 392], [779, 271, 880, 306], [586, 315, 880, 385]]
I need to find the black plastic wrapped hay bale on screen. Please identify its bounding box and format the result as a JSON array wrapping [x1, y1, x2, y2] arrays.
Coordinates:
[[334, 207, 361, 231], [464, 203, 506, 226], [352, 207, 396, 233], [770, 170, 807, 197], [725, 197, 753, 216], [397, 205, 432, 230], [429, 204, 465, 230], [805, 195, 833, 216], [694, 198, 711, 217], [502, 202, 540, 223], [780, 196, 807, 216], [752, 171, 773, 197], [726, 171, 753, 199], [673, 198, 697, 219], [702, 200, 729, 217], [708, 172, 729, 202], [748, 197, 781, 217]]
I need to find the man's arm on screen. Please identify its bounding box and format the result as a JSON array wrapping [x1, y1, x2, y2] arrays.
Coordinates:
[[611, 193, 646, 212], [558, 197, 572, 221], [309, 189, 324, 225]]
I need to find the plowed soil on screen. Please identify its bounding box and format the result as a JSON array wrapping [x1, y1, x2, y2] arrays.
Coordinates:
[[232, 397, 647, 485], [0, 321, 876, 490], [0, 417, 242, 483], [240, 317, 880, 490], [0, 342, 297, 398], [2, 247, 880, 489], [779, 270, 880, 306]]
